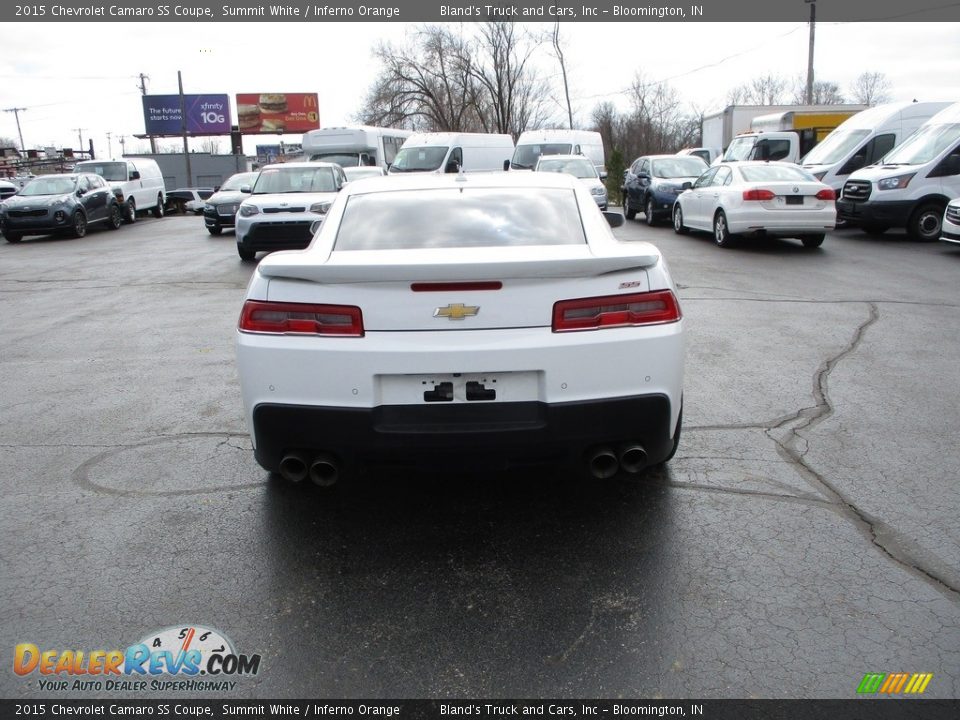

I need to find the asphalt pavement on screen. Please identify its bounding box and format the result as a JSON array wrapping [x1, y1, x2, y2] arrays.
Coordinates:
[[1, 213, 958, 699]]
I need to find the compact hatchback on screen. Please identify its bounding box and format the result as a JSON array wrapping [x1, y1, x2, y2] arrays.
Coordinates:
[[236, 172, 685, 486], [1, 173, 124, 242]]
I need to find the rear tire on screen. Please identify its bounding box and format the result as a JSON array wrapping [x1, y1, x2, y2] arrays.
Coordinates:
[[713, 210, 734, 248], [801, 233, 825, 248], [672, 204, 688, 235], [238, 246, 256, 261], [71, 211, 87, 238], [207, 225, 223, 236], [908, 202, 945, 242], [645, 197, 657, 226], [152, 196, 164, 218]]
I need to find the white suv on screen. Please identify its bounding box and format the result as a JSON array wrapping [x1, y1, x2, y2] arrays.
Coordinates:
[[235, 162, 346, 261]]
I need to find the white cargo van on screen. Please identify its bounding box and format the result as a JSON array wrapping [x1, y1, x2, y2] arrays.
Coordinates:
[[73, 158, 165, 222], [302, 126, 413, 170], [837, 102, 960, 241], [388, 133, 514, 174], [802, 101, 952, 192], [510, 129, 605, 175]]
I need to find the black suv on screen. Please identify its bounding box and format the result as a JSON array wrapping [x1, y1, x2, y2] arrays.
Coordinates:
[[1, 173, 124, 242]]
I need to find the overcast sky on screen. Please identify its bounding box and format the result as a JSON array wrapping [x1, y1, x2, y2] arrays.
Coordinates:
[[2, 21, 959, 158]]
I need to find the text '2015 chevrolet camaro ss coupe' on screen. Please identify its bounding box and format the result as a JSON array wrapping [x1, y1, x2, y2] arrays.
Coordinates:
[[236, 172, 685, 486]]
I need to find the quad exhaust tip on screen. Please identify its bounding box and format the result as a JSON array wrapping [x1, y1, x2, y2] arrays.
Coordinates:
[[309, 454, 339, 487], [618, 444, 648, 474], [586, 446, 619, 479], [278, 452, 309, 483]]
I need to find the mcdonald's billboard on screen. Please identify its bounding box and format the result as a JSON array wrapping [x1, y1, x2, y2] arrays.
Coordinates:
[[236, 93, 320, 134]]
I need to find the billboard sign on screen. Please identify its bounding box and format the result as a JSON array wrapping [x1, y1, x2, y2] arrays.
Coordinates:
[[142, 94, 232, 135], [236, 93, 320, 134]]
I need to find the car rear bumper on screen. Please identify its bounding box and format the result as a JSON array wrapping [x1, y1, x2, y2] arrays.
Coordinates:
[[250, 394, 676, 472], [727, 207, 835, 235], [836, 199, 913, 227]]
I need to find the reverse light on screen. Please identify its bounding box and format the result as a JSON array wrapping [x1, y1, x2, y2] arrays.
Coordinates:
[[877, 174, 915, 191], [552, 290, 681, 332], [239, 204, 260, 217], [239, 300, 363, 336], [815, 188, 836, 201], [742, 188, 776, 201]]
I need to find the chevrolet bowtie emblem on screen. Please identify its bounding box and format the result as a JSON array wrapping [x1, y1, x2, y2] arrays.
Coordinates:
[[434, 303, 479, 320]]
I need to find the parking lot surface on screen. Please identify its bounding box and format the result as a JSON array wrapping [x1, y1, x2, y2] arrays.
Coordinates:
[[1, 216, 958, 698]]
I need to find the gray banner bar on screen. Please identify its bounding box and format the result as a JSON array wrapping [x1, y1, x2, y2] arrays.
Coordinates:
[[4, 0, 960, 23]]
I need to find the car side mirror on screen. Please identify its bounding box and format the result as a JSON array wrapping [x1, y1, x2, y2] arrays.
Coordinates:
[[603, 211, 624, 228], [129, 171, 140, 180], [599, 171, 608, 180], [503, 159, 510, 171], [76, 188, 85, 197], [681, 181, 693, 191], [240, 185, 252, 193]]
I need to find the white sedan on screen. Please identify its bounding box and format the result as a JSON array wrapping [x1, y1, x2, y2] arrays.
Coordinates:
[[236, 172, 685, 486], [672, 161, 836, 248]]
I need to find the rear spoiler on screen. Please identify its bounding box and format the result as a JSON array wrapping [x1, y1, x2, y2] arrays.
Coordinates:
[[257, 246, 660, 284]]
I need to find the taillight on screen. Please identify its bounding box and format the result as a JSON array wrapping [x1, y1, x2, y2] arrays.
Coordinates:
[[815, 188, 836, 201], [552, 290, 681, 332], [743, 188, 776, 201], [238, 300, 363, 336]]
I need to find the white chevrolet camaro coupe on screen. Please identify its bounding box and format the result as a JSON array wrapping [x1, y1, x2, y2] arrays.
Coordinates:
[[672, 161, 837, 248], [236, 171, 685, 486]]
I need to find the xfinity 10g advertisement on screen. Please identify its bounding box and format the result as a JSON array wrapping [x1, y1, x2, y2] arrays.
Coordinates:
[[141, 94, 232, 135]]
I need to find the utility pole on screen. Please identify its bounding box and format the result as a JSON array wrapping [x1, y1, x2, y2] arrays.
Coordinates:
[[805, 0, 816, 105], [139, 72, 156, 153], [178, 70, 192, 187], [74, 128, 87, 154], [3, 107, 28, 153], [106, 132, 112, 158]]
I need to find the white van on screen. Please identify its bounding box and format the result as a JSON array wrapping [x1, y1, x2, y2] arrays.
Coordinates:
[[510, 129, 605, 175], [388, 133, 514, 174], [302, 126, 413, 170], [837, 102, 960, 241], [802, 101, 952, 192], [73, 158, 166, 222]]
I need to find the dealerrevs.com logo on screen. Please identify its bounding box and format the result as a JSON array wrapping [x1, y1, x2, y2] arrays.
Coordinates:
[[14, 625, 261, 692]]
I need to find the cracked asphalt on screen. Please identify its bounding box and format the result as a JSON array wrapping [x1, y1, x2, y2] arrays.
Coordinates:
[[1, 214, 958, 699]]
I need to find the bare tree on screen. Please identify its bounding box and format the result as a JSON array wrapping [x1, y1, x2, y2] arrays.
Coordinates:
[[849, 72, 892, 106], [552, 22, 573, 130], [357, 23, 549, 137], [199, 138, 222, 154], [791, 78, 845, 104], [727, 73, 788, 105]]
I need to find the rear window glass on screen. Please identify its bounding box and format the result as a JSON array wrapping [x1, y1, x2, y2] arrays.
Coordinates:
[[334, 188, 586, 250], [739, 165, 815, 182]]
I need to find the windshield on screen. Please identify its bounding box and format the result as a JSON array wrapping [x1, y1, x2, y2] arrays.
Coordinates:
[[335, 188, 586, 250], [511, 143, 574, 169], [20, 176, 77, 196], [882, 123, 960, 165], [310, 152, 361, 166], [651, 157, 707, 178], [802, 129, 871, 165], [389, 146, 448, 172], [76, 162, 127, 182], [739, 165, 816, 182], [220, 172, 259, 191], [252, 167, 337, 194], [536, 157, 596, 178], [723, 137, 756, 162]]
